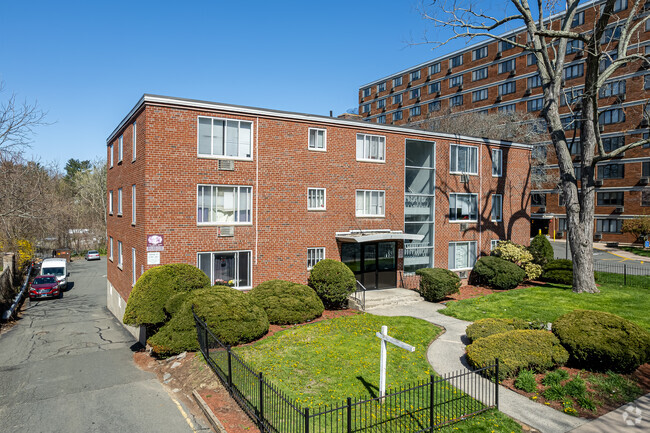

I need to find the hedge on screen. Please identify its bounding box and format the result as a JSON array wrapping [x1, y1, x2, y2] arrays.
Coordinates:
[[529, 234, 554, 267], [552, 310, 650, 373], [308, 259, 356, 309], [466, 329, 569, 379], [415, 268, 461, 302], [250, 280, 324, 325], [541, 259, 573, 285], [470, 256, 526, 290], [465, 318, 531, 343]]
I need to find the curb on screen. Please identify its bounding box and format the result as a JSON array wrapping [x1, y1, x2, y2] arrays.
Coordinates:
[[192, 390, 228, 433]]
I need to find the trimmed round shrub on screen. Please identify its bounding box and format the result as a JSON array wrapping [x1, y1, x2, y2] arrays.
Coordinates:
[[164, 292, 191, 316], [415, 268, 461, 302], [466, 329, 569, 379], [308, 259, 356, 309], [250, 280, 324, 325], [123, 263, 210, 327], [492, 240, 540, 280], [541, 259, 573, 285], [529, 234, 554, 267], [552, 310, 650, 373], [470, 256, 526, 290], [148, 287, 269, 357], [465, 318, 531, 342]]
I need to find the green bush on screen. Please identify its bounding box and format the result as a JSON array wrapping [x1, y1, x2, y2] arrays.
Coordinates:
[[552, 310, 650, 373], [123, 263, 210, 327], [164, 292, 191, 316], [415, 268, 461, 302], [148, 287, 269, 357], [529, 234, 554, 267], [514, 369, 537, 393], [542, 369, 569, 386], [250, 280, 324, 325], [541, 259, 573, 285], [465, 318, 531, 343], [308, 259, 356, 309], [466, 329, 569, 379], [492, 240, 542, 280], [470, 256, 526, 290]]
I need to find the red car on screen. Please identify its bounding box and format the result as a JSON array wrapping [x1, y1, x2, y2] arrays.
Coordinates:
[[29, 275, 63, 299]]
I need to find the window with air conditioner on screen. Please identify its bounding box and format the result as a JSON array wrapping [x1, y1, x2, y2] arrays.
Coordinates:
[[450, 54, 463, 68], [198, 116, 253, 160], [198, 251, 252, 289], [449, 193, 478, 222], [498, 59, 516, 74], [450, 94, 464, 107], [429, 63, 441, 75], [410, 70, 421, 81], [597, 191, 624, 206], [472, 67, 488, 81], [472, 89, 488, 102], [429, 82, 440, 94], [472, 46, 488, 61], [450, 144, 478, 174], [356, 133, 386, 162], [197, 185, 253, 224], [448, 241, 477, 270]]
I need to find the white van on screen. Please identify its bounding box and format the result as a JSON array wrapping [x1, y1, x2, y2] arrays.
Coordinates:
[[40, 258, 69, 290]]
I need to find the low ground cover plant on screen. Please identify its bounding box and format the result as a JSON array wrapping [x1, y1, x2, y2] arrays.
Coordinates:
[[308, 259, 356, 309], [470, 256, 526, 290], [250, 279, 324, 325], [514, 369, 537, 393], [465, 318, 531, 343], [415, 267, 461, 302]]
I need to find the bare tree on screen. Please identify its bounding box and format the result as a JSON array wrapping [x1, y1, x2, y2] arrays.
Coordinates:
[[0, 82, 47, 156], [73, 159, 107, 246], [422, 0, 650, 293]]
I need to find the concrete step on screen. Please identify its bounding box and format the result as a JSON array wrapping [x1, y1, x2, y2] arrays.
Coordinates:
[[351, 288, 423, 311]]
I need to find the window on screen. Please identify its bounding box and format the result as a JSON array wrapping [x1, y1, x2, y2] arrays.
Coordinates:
[[410, 88, 420, 99], [527, 98, 544, 112], [528, 74, 542, 89], [450, 54, 463, 68], [527, 53, 537, 66], [571, 11, 584, 27], [492, 149, 502, 177], [428, 82, 440, 94], [573, 164, 582, 179], [450, 94, 464, 107], [566, 40, 584, 54], [449, 193, 478, 221], [198, 251, 252, 289], [356, 133, 386, 162], [448, 241, 477, 270], [597, 219, 622, 233], [498, 103, 516, 113], [472, 67, 488, 81], [307, 188, 326, 210], [563, 63, 584, 80], [356, 190, 385, 217], [499, 36, 516, 52], [109, 144, 113, 168], [599, 108, 625, 125], [532, 144, 548, 160], [612, 0, 628, 12], [410, 70, 421, 81], [197, 185, 253, 224], [377, 82, 386, 92], [559, 192, 566, 207], [601, 26, 623, 44], [561, 89, 584, 106], [644, 161, 650, 177], [429, 63, 441, 75], [308, 128, 326, 151], [491, 194, 503, 222], [599, 80, 626, 98], [393, 93, 403, 104], [108, 190, 113, 215], [117, 188, 123, 215], [561, 115, 581, 131], [498, 59, 516, 74], [450, 144, 478, 174], [198, 117, 253, 159], [490, 240, 500, 251], [558, 217, 567, 232], [428, 101, 441, 112], [362, 88, 371, 97], [472, 89, 488, 102], [118, 241, 123, 269], [644, 74, 650, 90], [599, 52, 618, 72], [307, 248, 325, 269], [598, 164, 625, 179], [449, 75, 463, 88], [472, 46, 488, 61], [393, 111, 403, 121], [393, 76, 403, 87], [109, 237, 113, 261], [376, 99, 386, 109], [597, 191, 624, 206], [131, 184, 136, 225], [132, 248, 136, 286], [532, 193, 546, 206], [378, 114, 386, 124], [498, 81, 516, 95], [362, 104, 371, 113], [603, 136, 625, 152], [132, 122, 137, 161], [409, 106, 421, 116], [118, 135, 123, 162]]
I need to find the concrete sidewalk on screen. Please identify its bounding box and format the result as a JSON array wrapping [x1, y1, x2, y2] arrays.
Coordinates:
[[570, 393, 649, 432], [368, 294, 587, 433]]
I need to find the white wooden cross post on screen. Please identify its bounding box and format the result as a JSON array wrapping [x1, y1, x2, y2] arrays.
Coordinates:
[[376, 325, 415, 400]]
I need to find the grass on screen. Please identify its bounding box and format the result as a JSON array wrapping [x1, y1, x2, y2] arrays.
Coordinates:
[[587, 371, 643, 405], [619, 246, 650, 257], [595, 271, 650, 287], [436, 409, 521, 433], [440, 283, 650, 331]]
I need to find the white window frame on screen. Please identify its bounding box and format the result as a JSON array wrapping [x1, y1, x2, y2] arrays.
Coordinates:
[[492, 149, 503, 177], [131, 184, 136, 225], [449, 75, 463, 88], [393, 93, 403, 104], [109, 237, 114, 261], [410, 70, 421, 82], [393, 76, 402, 87], [307, 247, 325, 270], [377, 82, 386, 92], [376, 99, 386, 109], [132, 121, 137, 162], [117, 241, 123, 269], [472, 89, 488, 102], [450, 54, 463, 68], [448, 241, 477, 271], [429, 63, 441, 75], [197, 250, 253, 290], [307, 188, 326, 211], [197, 116, 253, 160], [355, 190, 385, 217], [409, 106, 421, 116], [393, 111, 403, 121], [449, 193, 479, 222], [376, 115, 386, 124], [117, 188, 123, 216], [498, 59, 516, 74], [449, 144, 478, 175], [108, 190, 113, 215], [490, 239, 500, 251], [362, 88, 371, 97], [472, 46, 488, 61], [356, 133, 386, 163], [472, 67, 488, 81], [132, 248, 137, 286], [197, 184, 253, 225], [308, 128, 327, 152], [118, 135, 123, 163], [450, 94, 464, 107], [109, 144, 113, 168], [491, 194, 503, 222]]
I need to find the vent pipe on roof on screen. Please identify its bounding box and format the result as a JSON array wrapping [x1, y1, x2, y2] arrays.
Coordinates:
[[330, 110, 333, 117]]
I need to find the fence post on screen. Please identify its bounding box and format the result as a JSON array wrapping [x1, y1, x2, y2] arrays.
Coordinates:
[[304, 407, 310, 433], [429, 374, 435, 432], [624, 264, 627, 285], [495, 359, 500, 410], [204, 325, 209, 358], [347, 397, 352, 433], [259, 372, 264, 432], [227, 346, 233, 390]]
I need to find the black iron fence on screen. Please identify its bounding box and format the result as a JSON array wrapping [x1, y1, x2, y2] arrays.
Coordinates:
[[593, 261, 650, 287], [194, 310, 499, 433]]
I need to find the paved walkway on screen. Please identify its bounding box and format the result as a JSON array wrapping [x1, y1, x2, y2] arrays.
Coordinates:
[[569, 393, 649, 432], [368, 295, 587, 433]]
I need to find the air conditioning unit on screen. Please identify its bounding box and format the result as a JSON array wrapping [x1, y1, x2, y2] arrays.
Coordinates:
[[495, 95, 503, 103], [389, 87, 394, 93], [615, 206, 624, 213], [447, 67, 453, 74], [640, 177, 650, 185], [495, 52, 502, 59], [595, 233, 603, 240], [460, 223, 469, 231], [406, 82, 412, 88], [599, 124, 605, 132], [616, 94, 626, 102], [435, 91, 441, 98], [537, 206, 546, 213], [509, 69, 517, 77], [360, 97, 364, 103], [382, 107, 386, 112], [398, 102, 402, 107], [416, 97, 421, 103], [218, 159, 235, 171], [595, 179, 603, 187], [219, 226, 235, 237], [575, 50, 583, 58], [561, 79, 566, 87], [457, 270, 469, 279], [460, 173, 470, 183], [457, 84, 464, 91], [524, 88, 532, 96], [425, 75, 431, 81]]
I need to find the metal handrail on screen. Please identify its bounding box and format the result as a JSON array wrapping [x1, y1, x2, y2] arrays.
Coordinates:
[[352, 279, 367, 311], [2, 262, 34, 321]]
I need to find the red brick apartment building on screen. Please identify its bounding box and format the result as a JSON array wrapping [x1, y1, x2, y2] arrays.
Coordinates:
[[359, 0, 650, 243], [105, 95, 531, 330]]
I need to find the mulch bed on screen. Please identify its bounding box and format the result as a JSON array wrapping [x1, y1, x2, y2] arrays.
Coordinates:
[[437, 281, 547, 303]]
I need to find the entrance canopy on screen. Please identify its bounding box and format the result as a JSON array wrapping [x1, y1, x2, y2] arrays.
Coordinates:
[[335, 230, 424, 243]]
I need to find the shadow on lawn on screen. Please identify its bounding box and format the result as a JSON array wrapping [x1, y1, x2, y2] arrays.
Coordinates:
[[357, 375, 379, 398]]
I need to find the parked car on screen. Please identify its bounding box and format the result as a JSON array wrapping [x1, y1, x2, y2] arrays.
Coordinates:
[[85, 250, 100, 261], [40, 258, 69, 290], [29, 275, 62, 299]]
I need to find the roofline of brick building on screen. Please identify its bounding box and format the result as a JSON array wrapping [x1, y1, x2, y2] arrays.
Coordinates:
[[106, 94, 533, 150]]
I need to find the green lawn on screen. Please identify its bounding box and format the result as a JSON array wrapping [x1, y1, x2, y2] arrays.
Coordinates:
[[440, 283, 650, 331], [619, 246, 650, 258]]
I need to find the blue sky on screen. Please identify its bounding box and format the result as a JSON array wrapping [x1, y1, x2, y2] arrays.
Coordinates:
[[1, 0, 527, 169]]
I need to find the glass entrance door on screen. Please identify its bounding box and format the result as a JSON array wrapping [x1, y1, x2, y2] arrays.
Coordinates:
[[342, 242, 397, 290], [362, 244, 377, 290]]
